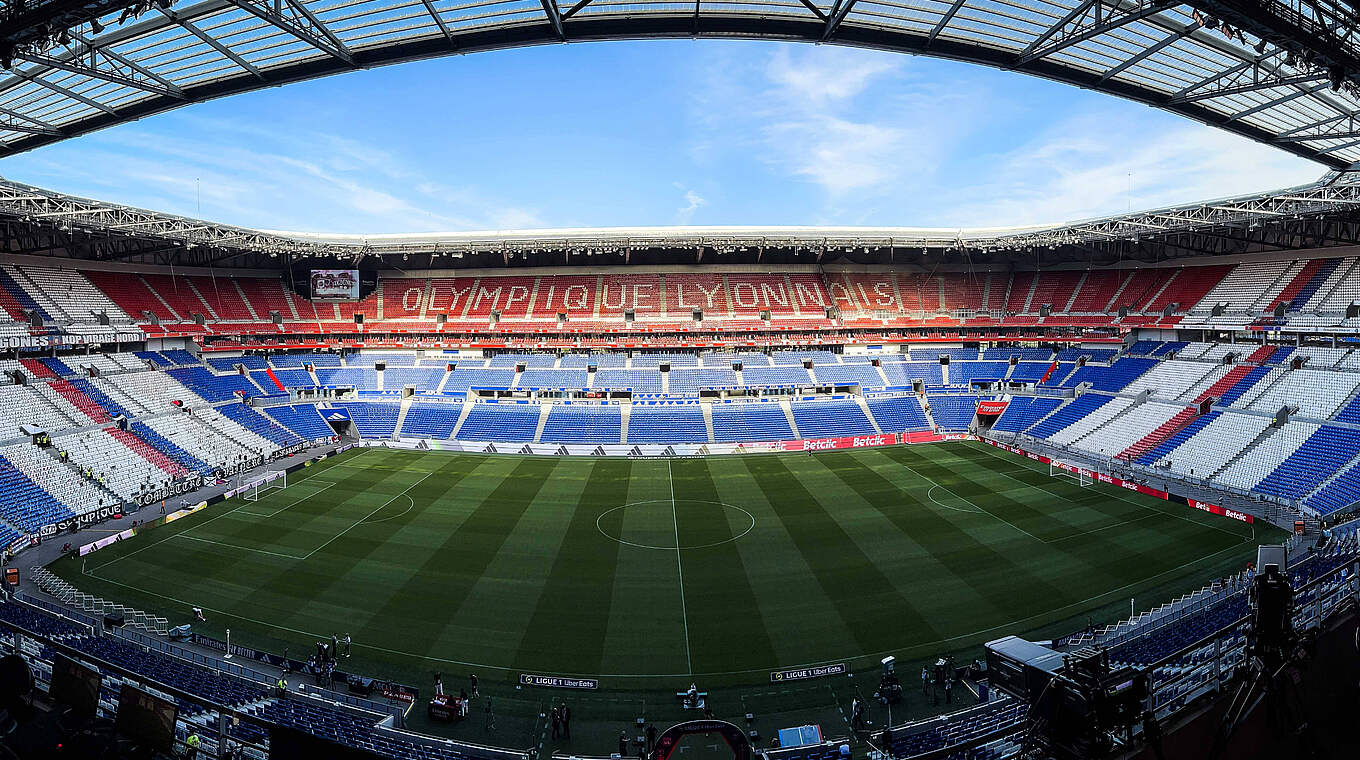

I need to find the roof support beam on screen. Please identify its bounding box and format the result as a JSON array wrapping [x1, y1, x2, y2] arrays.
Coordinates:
[[14, 73, 117, 116], [1021, 0, 1100, 60], [1173, 59, 1254, 99], [796, 0, 829, 23], [1099, 24, 1200, 83], [1017, 2, 1165, 66], [540, 0, 566, 40], [1227, 81, 1329, 122], [927, 0, 967, 43], [1277, 127, 1360, 142], [159, 7, 268, 81], [416, 0, 458, 45], [0, 121, 61, 136], [0, 105, 60, 134], [822, 0, 858, 40], [1171, 71, 1324, 103], [73, 33, 187, 97], [228, 0, 354, 66], [17, 52, 184, 100], [560, 0, 595, 21]]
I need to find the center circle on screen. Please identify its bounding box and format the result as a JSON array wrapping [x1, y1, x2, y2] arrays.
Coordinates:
[[596, 500, 756, 550]]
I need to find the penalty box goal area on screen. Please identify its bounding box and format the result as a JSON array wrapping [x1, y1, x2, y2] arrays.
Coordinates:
[[1049, 461, 1094, 487], [239, 471, 287, 501]]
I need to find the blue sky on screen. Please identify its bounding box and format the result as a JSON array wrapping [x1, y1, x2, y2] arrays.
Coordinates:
[[0, 40, 1327, 233]]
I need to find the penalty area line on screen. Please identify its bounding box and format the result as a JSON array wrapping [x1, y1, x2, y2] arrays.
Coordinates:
[[301, 471, 434, 560], [174, 534, 308, 560]]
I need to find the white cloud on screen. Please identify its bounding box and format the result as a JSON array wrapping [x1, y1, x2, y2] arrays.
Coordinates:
[[931, 109, 1325, 227], [764, 46, 900, 104], [687, 42, 1323, 226], [675, 186, 707, 223], [3, 121, 542, 234], [689, 45, 984, 204]]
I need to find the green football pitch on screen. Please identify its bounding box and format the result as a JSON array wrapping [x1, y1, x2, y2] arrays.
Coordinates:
[[57, 441, 1268, 686]]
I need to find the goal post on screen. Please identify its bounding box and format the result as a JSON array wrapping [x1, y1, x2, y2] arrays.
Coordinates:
[[240, 471, 286, 501], [1049, 460, 1094, 487]]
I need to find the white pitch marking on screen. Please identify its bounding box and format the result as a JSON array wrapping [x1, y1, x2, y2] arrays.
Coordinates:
[[301, 471, 433, 560], [668, 459, 694, 675], [175, 534, 307, 560]]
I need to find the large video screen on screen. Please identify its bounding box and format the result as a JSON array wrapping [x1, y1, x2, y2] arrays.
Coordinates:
[[310, 269, 360, 301]]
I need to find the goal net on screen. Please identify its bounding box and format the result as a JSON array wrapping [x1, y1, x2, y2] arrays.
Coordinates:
[[241, 471, 286, 502], [1050, 461, 1094, 487]]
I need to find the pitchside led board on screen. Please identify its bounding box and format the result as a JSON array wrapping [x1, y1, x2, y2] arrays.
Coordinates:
[[310, 269, 360, 301]]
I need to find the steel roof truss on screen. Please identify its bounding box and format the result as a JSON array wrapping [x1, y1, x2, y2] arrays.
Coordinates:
[[227, 0, 355, 66]]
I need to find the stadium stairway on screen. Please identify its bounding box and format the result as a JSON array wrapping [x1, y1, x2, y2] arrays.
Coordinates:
[[261, 367, 287, 392], [1244, 345, 1276, 363], [449, 401, 473, 439], [1265, 258, 1326, 312], [702, 404, 716, 441], [855, 396, 884, 434], [1136, 411, 1222, 465], [1213, 421, 1289, 481], [532, 405, 550, 443], [619, 403, 630, 443], [920, 396, 940, 431], [40, 445, 121, 507], [780, 399, 801, 439], [393, 398, 412, 435], [1192, 364, 1254, 404], [874, 362, 891, 387], [1120, 406, 1197, 460], [49, 380, 112, 423]]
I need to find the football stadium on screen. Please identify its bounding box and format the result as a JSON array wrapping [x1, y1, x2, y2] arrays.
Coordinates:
[[0, 1, 1359, 760]]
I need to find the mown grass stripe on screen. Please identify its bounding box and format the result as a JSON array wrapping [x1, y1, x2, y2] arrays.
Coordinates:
[[741, 454, 942, 653], [821, 448, 1072, 620], [268, 454, 486, 636], [514, 459, 632, 675], [360, 457, 561, 662], [670, 457, 779, 674]]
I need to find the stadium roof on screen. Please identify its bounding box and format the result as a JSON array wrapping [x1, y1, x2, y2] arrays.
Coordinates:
[[6, 170, 1360, 269], [3, 0, 1360, 167]]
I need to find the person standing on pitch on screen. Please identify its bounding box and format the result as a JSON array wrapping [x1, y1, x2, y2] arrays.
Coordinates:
[[470, 673, 479, 699], [921, 665, 929, 695], [551, 705, 561, 739], [619, 730, 629, 757], [562, 703, 572, 739], [484, 697, 496, 732]]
